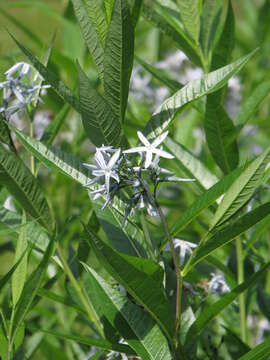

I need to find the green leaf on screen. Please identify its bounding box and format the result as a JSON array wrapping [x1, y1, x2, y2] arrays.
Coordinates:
[[131, 0, 144, 27], [11, 212, 28, 307], [238, 337, 270, 360], [9, 32, 80, 113], [39, 328, 135, 355], [205, 97, 239, 173], [142, 3, 201, 66], [83, 265, 172, 359], [90, 191, 147, 257], [37, 288, 86, 316], [176, 0, 200, 44], [104, 0, 114, 22], [257, 286, 270, 322], [0, 145, 53, 233], [0, 248, 28, 294], [77, 64, 125, 147], [71, 0, 105, 80], [0, 114, 16, 152], [0, 206, 50, 252], [235, 80, 270, 129], [104, 0, 134, 123], [164, 136, 218, 191], [84, 226, 175, 343], [200, 0, 222, 58], [184, 262, 270, 348], [144, 50, 257, 140], [183, 202, 270, 275], [211, 0, 235, 71], [11, 237, 55, 340], [136, 56, 183, 92], [40, 104, 70, 146], [210, 146, 270, 229], [170, 164, 244, 237], [12, 127, 88, 187]]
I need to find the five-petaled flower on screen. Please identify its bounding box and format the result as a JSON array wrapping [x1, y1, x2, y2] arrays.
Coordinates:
[[84, 148, 121, 193], [124, 130, 174, 168]]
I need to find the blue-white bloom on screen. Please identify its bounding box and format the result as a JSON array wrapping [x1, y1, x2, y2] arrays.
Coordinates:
[[0, 62, 50, 118], [208, 273, 230, 295], [84, 148, 121, 193], [173, 238, 197, 265], [124, 131, 174, 168]]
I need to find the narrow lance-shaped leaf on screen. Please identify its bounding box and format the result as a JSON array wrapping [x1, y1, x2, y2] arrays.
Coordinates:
[[77, 64, 125, 147], [183, 202, 270, 276], [238, 338, 270, 360], [11, 211, 28, 307], [144, 50, 257, 140], [205, 98, 239, 173], [83, 265, 172, 360], [177, 0, 200, 44], [204, 0, 238, 173], [39, 328, 135, 355], [184, 262, 270, 348], [41, 103, 70, 145], [142, 3, 201, 66], [9, 32, 80, 113], [0, 114, 16, 152], [104, 0, 134, 123], [84, 226, 175, 343], [164, 136, 219, 191], [71, 0, 105, 80], [11, 237, 55, 340], [0, 144, 53, 233], [210, 145, 270, 229], [169, 164, 245, 238], [235, 80, 270, 128]]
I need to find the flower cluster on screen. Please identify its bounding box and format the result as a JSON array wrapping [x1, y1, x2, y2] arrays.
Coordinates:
[[0, 62, 50, 119], [84, 131, 194, 224], [208, 273, 230, 295]]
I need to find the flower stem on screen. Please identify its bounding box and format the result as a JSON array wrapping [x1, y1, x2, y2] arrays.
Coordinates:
[[154, 200, 182, 344], [236, 238, 247, 343], [29, 119, 35, 175]]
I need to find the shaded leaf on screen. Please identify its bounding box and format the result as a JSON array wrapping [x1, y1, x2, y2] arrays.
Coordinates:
[[205, 97, 239, 173], [0, 144, 53, 232], [41, 104, 70, 146], [39, 328, 135, 355], [11, 211, 28, 307], [84, 225, 175, 343], [184, 262, 270, 348], [11, 237, 55, 339], [83, 265, 172, 359]]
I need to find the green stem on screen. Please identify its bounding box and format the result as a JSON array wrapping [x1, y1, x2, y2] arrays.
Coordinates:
[[236, 238, 247, 343], [154, 200, 182, 345], [56, 244, 103, 336], [29, 120, 35, 175]]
